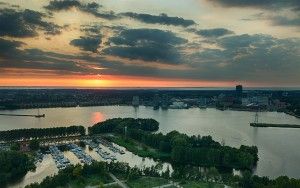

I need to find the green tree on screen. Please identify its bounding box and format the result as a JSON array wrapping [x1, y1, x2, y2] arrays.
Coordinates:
[[73, 165, 83, 178], [10, 142, 20, 151], [29, 140, 40, 151]]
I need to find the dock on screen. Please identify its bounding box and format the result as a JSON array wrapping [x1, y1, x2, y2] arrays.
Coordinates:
[[250, 123, 300, 128], [0, 113, 45, 118]]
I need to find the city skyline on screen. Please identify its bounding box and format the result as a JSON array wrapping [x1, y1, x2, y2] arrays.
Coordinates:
[[0, 0, 300, 87]]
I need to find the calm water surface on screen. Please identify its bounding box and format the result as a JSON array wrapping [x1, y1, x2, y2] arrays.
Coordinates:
[[1, 106, 300, 185]]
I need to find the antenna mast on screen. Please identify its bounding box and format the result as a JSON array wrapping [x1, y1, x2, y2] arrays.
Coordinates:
[[254, 111, 259, 123]]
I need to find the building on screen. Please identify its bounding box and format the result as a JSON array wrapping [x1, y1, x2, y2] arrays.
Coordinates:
[[169, 102, 188, 109], [20, 142, 30, 152], [242, 98, 250, 106], [249, 96, 269, 107], [161, 94, 170, 109], [152, 94, 160, 110], [132, 96, 139, 107], [236, 85, 243, 97]]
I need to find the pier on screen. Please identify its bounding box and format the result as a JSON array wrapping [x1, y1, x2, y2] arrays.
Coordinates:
[[0, 113, 45, 118], [250, 123, 300, 128]]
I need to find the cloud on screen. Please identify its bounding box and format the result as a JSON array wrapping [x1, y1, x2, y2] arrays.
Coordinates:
[[45, 0, 118, 20], [0, 38, 24, 56], [120, 12, 196, 27], [271, 15, 300, 26], [191, 28, 234, 38], [44, 0, 81, 10], [186, 34, 300, 83], [242, 12, 300, 27], [103, 28, 187, 64], [0, 38, 100, 75], [207, 0, 300, 10], [70, 35, 102, 52], [1, 33, 300, 85], [0, 8, 61, 37], [80, 24, 124, 34]]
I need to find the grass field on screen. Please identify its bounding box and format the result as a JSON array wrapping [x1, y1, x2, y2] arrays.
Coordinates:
[[67, 174, 113, 188], [108, 135, 170, 160], [127, 177, 170, 188], [180, 181, 225, 188]]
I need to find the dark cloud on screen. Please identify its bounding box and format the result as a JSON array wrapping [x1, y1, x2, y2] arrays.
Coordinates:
[[0, 8, 61, 37], [207, 0, 300, 11], [104, 28, 187, 64], [108, 28, 187, 46], [0, 38, 23, 56], [44, 0, 81, 10], [192, 28, 234, 38], [0, 38, 99, 75], [80, 24, 124, 34], [120, 12, 196, 27], [70, 35, 102, 52], [45, 0, 118, 20], [81, 25, 102, 34], [186, 34, 300, 83]]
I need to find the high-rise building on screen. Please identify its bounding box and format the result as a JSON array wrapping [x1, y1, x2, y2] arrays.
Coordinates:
[[236, 85, 243, 97]]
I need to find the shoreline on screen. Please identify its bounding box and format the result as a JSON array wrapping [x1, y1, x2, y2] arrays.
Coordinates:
[[1, 105, 299, 119]]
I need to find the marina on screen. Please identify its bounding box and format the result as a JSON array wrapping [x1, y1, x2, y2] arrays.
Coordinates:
[[49, 146, 71, 170], [84, 139, 118, 160], [96, 138, 125, 155], [68, 143, 93, 165]]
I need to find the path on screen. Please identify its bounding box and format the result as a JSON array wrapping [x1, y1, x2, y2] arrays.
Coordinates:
[[109, 173, 129, 188], [85, 173, 128, 188]]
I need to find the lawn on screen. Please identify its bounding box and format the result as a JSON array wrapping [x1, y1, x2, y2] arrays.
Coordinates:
[[108, 135, 170, 160], [127, 177, 170, 188], [180, 181, 225, 188], [105, 184, 123, 188]]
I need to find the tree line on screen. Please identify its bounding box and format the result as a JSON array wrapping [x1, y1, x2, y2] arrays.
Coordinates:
[[88, 118, 159, 134], [24, 161, 164, 188], [129, 129, 258, 170], [0, 126, 85, 142]]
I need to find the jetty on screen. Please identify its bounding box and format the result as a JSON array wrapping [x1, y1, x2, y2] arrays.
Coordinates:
[[250, 123, 300, 128], [250, 111, 300, 128], [0, 109, 45, 118], [0, 113, 45, 118]]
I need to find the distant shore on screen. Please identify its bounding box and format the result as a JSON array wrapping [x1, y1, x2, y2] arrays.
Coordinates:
[[1, 104, 299, 119]]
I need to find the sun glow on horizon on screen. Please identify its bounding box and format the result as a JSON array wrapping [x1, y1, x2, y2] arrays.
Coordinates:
[[0, 75, 238, 88]]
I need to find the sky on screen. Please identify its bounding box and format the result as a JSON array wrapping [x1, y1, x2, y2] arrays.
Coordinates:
[[0, 0, 299, 87]]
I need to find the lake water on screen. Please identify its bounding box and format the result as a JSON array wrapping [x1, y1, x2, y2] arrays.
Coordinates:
[[1, 106, 300, 184]]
